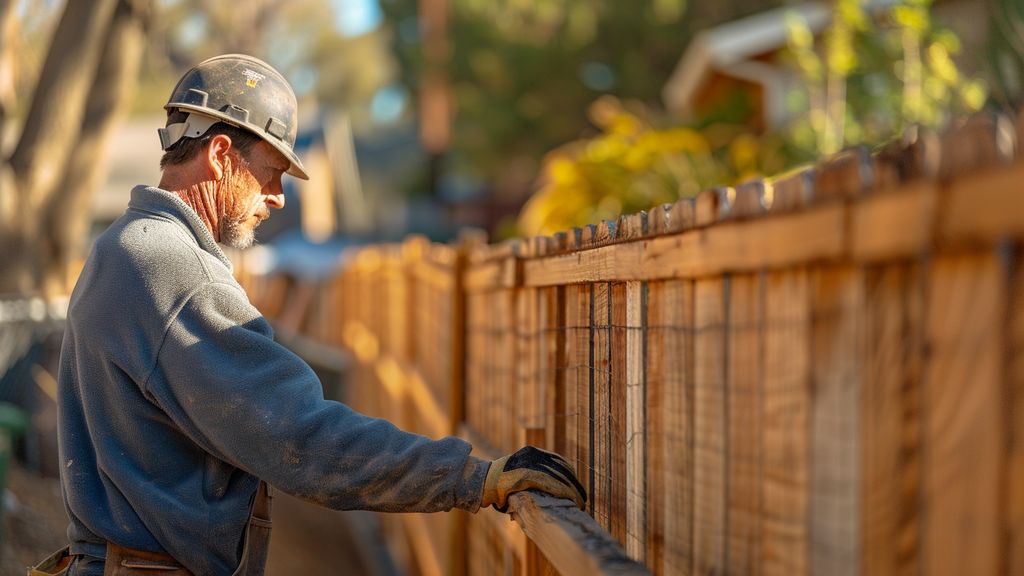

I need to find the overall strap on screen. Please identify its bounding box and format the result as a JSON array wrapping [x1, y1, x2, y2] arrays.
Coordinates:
[[229, 480, 274, 576]]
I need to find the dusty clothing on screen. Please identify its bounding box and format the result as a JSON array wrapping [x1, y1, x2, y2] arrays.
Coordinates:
[[57, 186, 488, 576]]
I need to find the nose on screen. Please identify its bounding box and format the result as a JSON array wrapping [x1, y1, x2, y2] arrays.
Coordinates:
[[263, 176, 286, 209], [265, 192, 285, 209]]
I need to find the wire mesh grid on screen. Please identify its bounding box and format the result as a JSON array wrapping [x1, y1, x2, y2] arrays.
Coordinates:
[[334, 231, 1024, 576], [457, 261, 970, 575]]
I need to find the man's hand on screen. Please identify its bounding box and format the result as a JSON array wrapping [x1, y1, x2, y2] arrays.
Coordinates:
[[481, 446, 587, 512]]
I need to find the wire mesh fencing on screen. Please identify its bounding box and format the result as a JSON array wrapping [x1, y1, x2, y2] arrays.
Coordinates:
[[239, 110, 1024, 576]]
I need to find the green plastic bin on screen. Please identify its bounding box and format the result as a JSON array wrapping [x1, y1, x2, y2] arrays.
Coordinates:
[[0, 402, 29, 550]]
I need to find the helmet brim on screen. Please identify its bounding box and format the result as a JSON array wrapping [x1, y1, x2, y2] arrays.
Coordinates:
[[268, 138, 309, 180], [167, 103, 310, 181]]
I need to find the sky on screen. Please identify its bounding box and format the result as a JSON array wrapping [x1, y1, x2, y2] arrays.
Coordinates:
[[332, 0, 383, 37]]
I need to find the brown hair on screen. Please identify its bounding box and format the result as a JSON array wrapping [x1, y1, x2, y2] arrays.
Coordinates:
[[159, 112, 262, 170]]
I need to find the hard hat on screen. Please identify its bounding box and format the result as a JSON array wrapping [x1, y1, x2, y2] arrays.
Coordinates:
[[158, 54, 309, 180]]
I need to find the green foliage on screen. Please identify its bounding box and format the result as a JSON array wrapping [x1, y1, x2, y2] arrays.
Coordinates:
[[379, 0, 778, 182], [518, 97, 784, 235], [783, 0, 987, 159], [986, 0, 1024, 106], [517, 0, 992, 236]]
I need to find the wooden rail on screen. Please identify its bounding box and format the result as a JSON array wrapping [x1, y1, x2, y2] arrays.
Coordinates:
[[235, 111, 1024, 576], [508, 492, 648, 576]]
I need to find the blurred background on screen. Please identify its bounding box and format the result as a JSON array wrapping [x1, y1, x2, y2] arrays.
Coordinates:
[[6, 0, 1018, 252], [0, 0, 1021, 573]]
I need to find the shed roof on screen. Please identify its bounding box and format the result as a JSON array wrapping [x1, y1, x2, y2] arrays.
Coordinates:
[[662, 0, 901, 117]]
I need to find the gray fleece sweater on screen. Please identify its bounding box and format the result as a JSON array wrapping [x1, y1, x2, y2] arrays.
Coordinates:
[[57, 186, 487, 576]]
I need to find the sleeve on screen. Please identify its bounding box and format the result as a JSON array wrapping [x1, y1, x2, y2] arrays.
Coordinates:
[[147, 280, 487, 513]]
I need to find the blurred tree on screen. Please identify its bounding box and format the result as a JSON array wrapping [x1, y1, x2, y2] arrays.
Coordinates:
[[0, 0, 153, 295], [379, 0, 782, 201], [157, 0, 289, 68], [144, 0, 399, 130]]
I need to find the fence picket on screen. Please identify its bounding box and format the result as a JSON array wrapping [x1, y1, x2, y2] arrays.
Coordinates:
[[262, 115, 1024, 576]]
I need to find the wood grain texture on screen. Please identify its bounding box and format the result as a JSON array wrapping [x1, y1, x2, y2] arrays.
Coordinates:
[[646, 279, 695, 575], [577, 284, 594, 506], [466, 292, 482, 441], [924, 252, 1004, 576], [523, 204, 845, 286], [610, 282, 630, 546], [647, 204, 673, 236], [693, 277, 727, 575], [644, 281, 665, 573], [517, 287, 542, 430], [624, 281, 646, 562], [501, 288, 519, 453], [617, 212, 649, 242], [726, 273, 762, 576], [810, 266, 863, 576], [761, 269, 810, 576], [544, 286, 562, 452], [564, 284, 583, 483], [861, 266, 923, 576], [508, 492, 652, 576], [593, 282, 613, 532]]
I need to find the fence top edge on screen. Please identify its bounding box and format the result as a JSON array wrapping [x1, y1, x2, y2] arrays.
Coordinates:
[[335, 111, 1021, 269]]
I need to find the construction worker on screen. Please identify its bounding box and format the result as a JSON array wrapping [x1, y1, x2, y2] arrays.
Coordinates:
[[30, 54, 585, 576]]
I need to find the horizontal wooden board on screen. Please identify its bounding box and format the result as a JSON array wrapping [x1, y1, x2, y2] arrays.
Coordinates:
[[851, 182, 937, 262], [465, 259, 518, 291], [508, 492, 652, 576], [523, 205, 845, 286], [940, 161, 1024, 244], [413, 260, 456, 291]]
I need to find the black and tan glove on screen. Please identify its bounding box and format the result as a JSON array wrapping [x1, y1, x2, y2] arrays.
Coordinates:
[[481, 446, 587, 512]]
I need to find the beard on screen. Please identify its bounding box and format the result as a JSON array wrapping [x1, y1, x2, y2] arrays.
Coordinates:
[[218, 160, 264, 249], [220, 212, 258, 249]]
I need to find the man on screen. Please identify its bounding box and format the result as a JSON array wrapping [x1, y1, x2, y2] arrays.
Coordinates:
[[33, 54, 585, 576]]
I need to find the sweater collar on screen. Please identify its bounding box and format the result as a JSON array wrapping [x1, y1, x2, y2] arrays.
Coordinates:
[[128, 185, 233, 272]]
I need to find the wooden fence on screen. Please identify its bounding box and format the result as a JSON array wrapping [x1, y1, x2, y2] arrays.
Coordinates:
[[237, 111, 1024, 576]]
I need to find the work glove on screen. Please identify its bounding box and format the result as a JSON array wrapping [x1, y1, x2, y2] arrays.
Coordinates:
[[481, 446, 587, 513]]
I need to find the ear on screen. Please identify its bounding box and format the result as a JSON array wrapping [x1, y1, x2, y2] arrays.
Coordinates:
[[206, 134, 234, 180]]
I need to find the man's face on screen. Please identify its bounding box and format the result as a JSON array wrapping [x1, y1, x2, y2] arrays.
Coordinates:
[[219, 141, 289, 249]]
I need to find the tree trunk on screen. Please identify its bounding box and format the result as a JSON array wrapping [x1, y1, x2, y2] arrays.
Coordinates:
[[41, 0, 153, 295], [0, 0, 119, 294], [0, 0, 17, 153]]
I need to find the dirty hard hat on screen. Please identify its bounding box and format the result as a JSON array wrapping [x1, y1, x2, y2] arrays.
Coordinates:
[[158, 54, 309, 180]]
